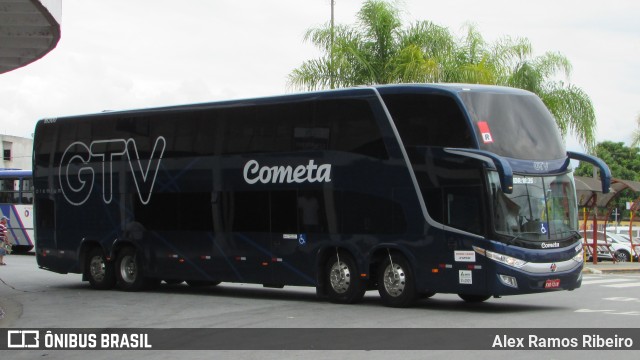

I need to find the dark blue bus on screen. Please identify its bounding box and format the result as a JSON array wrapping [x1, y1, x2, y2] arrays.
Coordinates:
[[33, 84, 610, 306]]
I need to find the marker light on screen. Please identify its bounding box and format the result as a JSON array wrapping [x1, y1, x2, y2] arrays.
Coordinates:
[[474, 246, 527, 269]]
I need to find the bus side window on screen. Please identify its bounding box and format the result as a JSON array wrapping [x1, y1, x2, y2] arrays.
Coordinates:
[[382, 93, 473, 149], [316, 98, 389, 159], [0, 178, 17, 203], [36, 198, 55, 231], [446, 188, 483, 235]]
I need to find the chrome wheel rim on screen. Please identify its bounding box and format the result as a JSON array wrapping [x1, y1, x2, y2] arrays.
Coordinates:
[[89, 256, 105, 282], [329, 261, 351, 294], [383, 263, 406, 297], [119, 255, 137, 283], [616, 251, 629, 262]]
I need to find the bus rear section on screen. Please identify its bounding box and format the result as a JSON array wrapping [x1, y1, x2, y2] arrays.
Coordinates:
[[33, 84, 610, 307]]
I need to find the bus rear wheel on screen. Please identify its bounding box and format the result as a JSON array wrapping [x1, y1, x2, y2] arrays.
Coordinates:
[[377, 254, 417, 308], [85, 247, 115, 290], [115, 247, 147, 291], [324, 251, 365, 304]]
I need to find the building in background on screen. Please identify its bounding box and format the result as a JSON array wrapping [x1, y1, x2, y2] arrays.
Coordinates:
[[0, 134, 32, 169]]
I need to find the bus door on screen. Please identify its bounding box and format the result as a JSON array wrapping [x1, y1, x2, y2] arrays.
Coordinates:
[[441, 185, 488, 295], [418, 147, 489, 294]]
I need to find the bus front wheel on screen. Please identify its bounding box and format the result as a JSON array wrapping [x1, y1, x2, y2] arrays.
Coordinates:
[[324, 251, 366, 304], [377, 254, 417, 308], [85, 247, 115, 290]]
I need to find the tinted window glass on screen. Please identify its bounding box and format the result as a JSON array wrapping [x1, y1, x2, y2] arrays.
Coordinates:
[[134, 192, 213, 231], [217, 98, 388, 159], [271, 191, 298, 234], [382, 94, 473, 148], [221, 191, 270, 232], [337, 191, 406, 234], [459, 91, 565, 160]]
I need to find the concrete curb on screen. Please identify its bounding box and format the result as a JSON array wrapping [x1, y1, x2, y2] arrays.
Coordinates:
[[583, 264, 640, 274]]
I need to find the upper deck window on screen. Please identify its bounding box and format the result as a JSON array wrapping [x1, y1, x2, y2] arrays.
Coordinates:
[[381, 93, 473, 149], [459, 91, 565, 160]]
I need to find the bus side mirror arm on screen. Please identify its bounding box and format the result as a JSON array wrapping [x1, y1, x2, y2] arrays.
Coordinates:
[[567, 151, 612, 194], [444, 148, 513, 194]]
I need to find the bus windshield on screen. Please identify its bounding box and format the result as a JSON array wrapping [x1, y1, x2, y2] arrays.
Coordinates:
[[489, 171, 578, 242], [459, 90, 566, 161]]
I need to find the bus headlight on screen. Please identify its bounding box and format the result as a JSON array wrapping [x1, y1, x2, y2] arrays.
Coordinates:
[[572, 249, 584, 263], [474, 246, 527, 269]]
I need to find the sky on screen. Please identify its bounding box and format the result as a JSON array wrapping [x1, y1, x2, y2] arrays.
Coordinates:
[[1, 0, 639, 153]]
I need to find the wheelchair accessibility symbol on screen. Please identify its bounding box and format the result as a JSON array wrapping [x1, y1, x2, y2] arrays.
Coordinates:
[[298, 234, 306, 246], [540, 222, 548, 235]]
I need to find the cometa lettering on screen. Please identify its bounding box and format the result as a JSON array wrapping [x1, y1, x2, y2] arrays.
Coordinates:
[[243, 159, 332, 184], [541, 242, 560, 249]]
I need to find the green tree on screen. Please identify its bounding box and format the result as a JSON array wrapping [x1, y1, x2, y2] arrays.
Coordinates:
[[289, 0, 597, 152], [575, 141, 640, 181], [631, 113, 640, 147]]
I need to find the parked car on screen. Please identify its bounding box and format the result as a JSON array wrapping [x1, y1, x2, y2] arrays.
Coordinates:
[[582, 230, 638, 262], [615, 234, 640, 259]]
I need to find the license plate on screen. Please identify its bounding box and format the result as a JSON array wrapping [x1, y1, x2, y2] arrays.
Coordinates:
[[545, 279, 560, 289]]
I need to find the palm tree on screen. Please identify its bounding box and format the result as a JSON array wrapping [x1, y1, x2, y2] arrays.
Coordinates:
[[631, 114, 640, 147], [288, 0, 597, 152]]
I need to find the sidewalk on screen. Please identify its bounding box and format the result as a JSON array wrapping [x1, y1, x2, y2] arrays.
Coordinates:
[[582, 261, 640, 274]]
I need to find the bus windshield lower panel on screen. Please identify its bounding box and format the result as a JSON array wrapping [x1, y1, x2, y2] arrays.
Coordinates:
[[489, 171, 578, 242]]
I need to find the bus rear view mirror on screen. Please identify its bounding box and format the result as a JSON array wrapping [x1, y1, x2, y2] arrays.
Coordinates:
[[445, 148, 513, 194], [567, 151, 612, 194]]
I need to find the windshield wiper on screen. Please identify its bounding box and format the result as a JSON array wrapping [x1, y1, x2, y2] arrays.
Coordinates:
[[508, 229, 581, 245], [507, 232, 542, 245]]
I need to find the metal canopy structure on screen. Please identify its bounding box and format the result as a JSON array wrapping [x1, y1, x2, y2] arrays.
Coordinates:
[[0, 0, 60, 74], [576, 176, 640, 263], [576, 176, 640, 209]]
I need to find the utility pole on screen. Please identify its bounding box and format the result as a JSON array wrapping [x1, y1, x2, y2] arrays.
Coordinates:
[[330, 0, 335, 89]]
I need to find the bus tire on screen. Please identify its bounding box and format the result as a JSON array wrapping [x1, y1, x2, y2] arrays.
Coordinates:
[[85, 247, 115, 290], [377, 254, 417, 308], [325, 251, 365, 304], [115, 247, 146, 291], [458, 294, 491, 303]]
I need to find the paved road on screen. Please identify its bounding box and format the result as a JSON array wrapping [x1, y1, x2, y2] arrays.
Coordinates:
[[1, 255, 639, 360]]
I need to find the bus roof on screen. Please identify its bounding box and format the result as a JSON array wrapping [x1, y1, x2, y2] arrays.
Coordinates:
[[36, 84, 534, 123], [0, 169, 32, 177]]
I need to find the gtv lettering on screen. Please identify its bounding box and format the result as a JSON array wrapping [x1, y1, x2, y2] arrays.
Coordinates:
[[59, 137, 166, 206]]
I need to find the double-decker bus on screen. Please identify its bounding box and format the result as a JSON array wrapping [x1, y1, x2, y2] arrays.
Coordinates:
[[33, 84, 610, 307], [0, 169, 35, 253]]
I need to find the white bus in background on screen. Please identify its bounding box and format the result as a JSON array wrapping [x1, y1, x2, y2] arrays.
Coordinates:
[[0, 169, 34, 253]]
